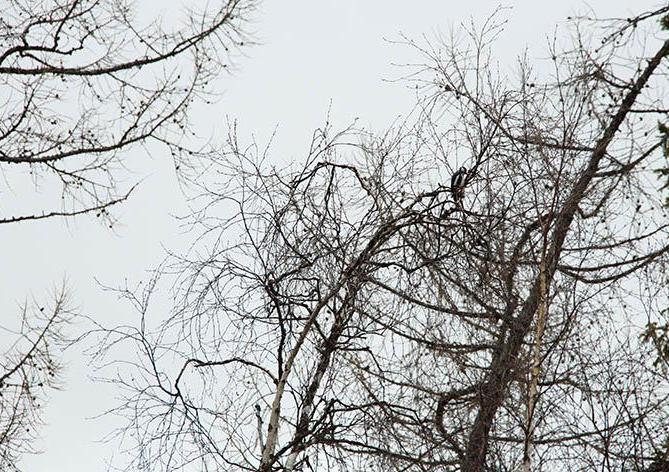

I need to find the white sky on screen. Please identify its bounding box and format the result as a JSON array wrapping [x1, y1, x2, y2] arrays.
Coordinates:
[[6, 0, 658, 470]]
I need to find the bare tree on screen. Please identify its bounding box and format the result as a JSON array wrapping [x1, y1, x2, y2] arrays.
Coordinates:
[[0, 287, 72, 472], [94, 5, 669, 472], [0, 0, 256, 468], [0, 0, 255, 225]]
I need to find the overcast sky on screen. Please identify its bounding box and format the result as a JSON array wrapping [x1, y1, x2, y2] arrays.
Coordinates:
[[7, 0, 659, 470]]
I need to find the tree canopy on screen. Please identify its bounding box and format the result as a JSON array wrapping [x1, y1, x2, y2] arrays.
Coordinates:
[[92, 5, 669, 472]]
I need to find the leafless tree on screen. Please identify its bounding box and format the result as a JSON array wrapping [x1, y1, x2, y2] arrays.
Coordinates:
[[0, 0, 255, 225], [0, 0, 256, 468], [0, 287, 72, 472], [94, 5, 669, 472]]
